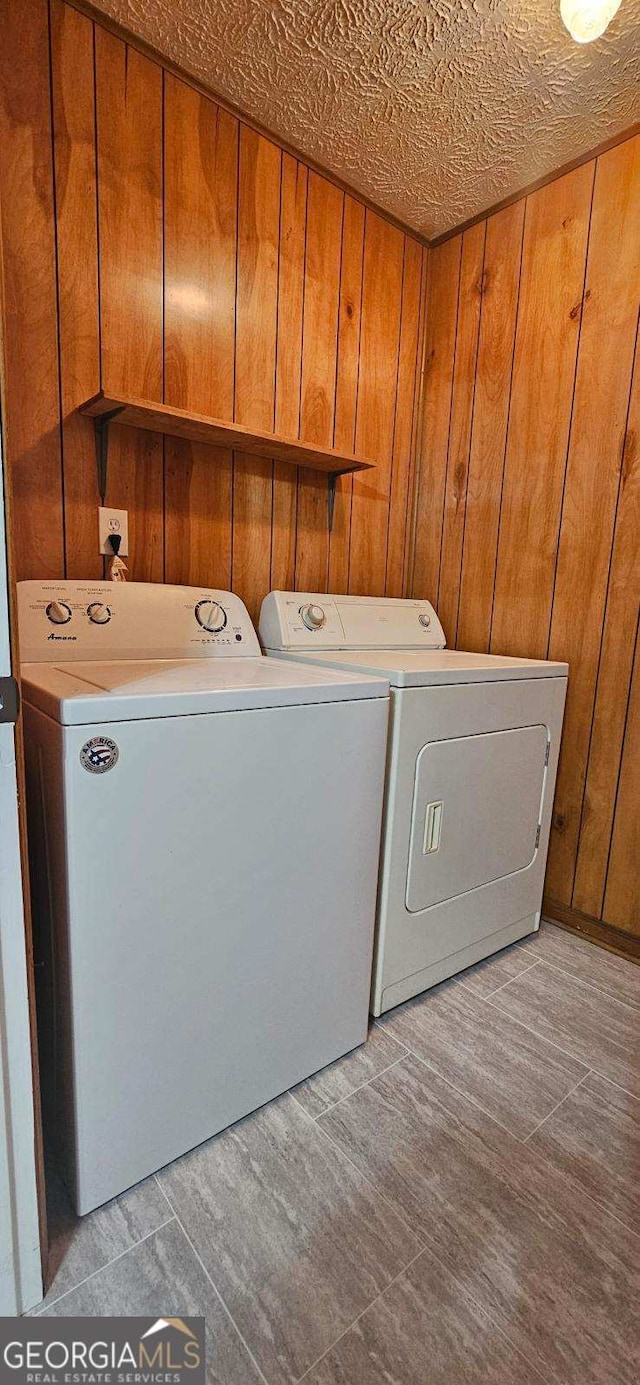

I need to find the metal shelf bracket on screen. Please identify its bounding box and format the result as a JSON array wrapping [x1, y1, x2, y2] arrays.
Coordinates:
[[328, 471, 350, 533], [94, 406, 126, 503]]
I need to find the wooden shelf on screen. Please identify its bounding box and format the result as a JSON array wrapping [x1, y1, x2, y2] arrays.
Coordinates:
[[79, 391, 375, 477]]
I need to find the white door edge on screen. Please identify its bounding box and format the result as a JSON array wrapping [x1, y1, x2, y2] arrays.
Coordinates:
[[0, 421, 42, 1315]]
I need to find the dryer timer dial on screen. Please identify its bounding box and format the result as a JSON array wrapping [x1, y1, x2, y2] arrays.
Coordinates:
[[300, 603, 326, 631]]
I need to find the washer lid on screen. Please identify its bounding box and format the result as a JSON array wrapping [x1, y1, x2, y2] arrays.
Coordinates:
[[21, 657, 389, 724], [269, 648, 568, 686]]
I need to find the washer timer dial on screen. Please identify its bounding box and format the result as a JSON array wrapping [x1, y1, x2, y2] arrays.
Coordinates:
[[418, 612, 431, 629], [46, 600, 72, 625], [195, 599, 227, 633]]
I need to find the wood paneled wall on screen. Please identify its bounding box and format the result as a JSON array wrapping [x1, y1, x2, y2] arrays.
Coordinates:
[[412, 134, 640, 942], [0, 0, 426, 621]]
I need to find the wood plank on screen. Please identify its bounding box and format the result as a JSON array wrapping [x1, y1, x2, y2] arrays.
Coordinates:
[[386, 239, 424, 597], [295, 172, 343, 591], [50, 0, 101, 579], [230, 452, 272, 624], [436, 222, 485, 641], [489, 165, 593, 658], [0, 0, 63, 579], [573, 325, 640, 917], [272, 154, 307, 591], [456, 201, 525, 652], [164, 78, 237, 416], [546, 136, 640, 904], [411, 236, 461, 603], [95, 28, 164, 580], [233, 127, 281, 618], [162, 75, 237, 593], [328, 195, 365, 593], [602, 629, 640, 934], [164, 439, 232, 590], [234, 126, 280, 431], [270, 474, 298, 593], [400, 246, 428, 599], [103, 426, 164, 582], [80, 393, 373, 474], [275, 155, 307, 439], [95, 28, 163, 399], [349, 211, 404, 594], [299, 173, 343, 447]]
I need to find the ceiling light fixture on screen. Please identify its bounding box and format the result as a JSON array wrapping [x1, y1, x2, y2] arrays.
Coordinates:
[[560, 0, 622, 43]]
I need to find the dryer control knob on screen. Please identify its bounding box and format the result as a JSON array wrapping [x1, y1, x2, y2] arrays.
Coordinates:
[[87, 602, 111, 625], [300, 603, 326, 631], [195, 599, 227, 633], [418, 612, 431, 629], [46, 600, 72, 625]]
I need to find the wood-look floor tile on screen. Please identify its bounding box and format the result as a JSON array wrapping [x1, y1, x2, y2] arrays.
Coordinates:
[[159, 1091, 421, 1385], [318, 1055, 640, 1385], [41, 1220, 264, 1385], [489, 962, 640, 1096], [40, 1170, 170, 1309], [307, 1246, 550, 1385], [378, 977, 586, 1137], [458, 938, 539, 998], [292, 1023, 406, 1118], [533, 922, 640, 1009], [528, 1071, 640, 1231]]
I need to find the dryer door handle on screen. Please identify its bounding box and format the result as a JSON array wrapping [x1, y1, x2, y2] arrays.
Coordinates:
[[423, 800, 443, 854]]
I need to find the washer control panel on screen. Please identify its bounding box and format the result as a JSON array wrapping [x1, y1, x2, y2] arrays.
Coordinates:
[[259, 592, 446, 651], [18, 582, 261, 663]]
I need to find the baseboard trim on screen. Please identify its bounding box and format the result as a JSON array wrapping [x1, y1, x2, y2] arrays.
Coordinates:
[[542, 898, 640, 964]]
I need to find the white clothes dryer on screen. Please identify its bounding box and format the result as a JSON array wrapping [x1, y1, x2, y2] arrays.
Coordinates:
[[260, 592, 568, 1015]]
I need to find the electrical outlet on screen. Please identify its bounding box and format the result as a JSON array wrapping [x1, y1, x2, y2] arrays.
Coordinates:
[[98, 507, 129, 556]]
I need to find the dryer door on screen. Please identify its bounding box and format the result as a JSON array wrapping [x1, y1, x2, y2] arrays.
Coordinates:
[[406, 724, 548, 913]]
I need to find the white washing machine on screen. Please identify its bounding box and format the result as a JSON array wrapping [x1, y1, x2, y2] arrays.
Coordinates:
[[260, 592, 568, 1015], [18, 581, 389, 1213]]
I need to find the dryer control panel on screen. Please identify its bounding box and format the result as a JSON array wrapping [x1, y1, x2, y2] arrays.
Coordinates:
[[259, 592, 446, 651], [17, 581, 261, 662]]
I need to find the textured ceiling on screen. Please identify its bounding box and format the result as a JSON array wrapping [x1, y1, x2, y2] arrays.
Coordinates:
[[90, 0, 640, 237]]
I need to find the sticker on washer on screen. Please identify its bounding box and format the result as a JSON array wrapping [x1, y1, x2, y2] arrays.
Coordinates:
[[80, 736, 119, 774]]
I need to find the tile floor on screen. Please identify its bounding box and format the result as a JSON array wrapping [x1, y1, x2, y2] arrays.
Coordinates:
[[32, 921, 640, 1385]]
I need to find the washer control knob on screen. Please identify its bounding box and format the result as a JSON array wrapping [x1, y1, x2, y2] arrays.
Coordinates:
[[418, 612, 431, 629], [87, 602, 111, 625], [195, 599, 227, 633], [300, 603, 326, 631], [46, 600, 72, 625]]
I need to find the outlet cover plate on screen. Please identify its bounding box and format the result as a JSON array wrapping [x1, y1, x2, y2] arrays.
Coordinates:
[[98, 506, 129, 556]]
